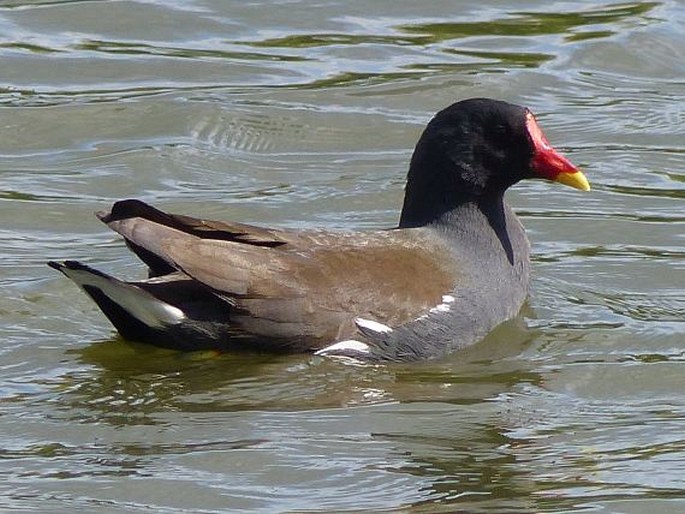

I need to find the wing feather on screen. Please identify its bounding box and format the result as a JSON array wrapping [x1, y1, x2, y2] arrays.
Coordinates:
[[100, 200, 459, 343]]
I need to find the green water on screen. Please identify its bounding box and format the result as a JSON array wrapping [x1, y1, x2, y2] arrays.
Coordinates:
[[1, 1, 684, 512]]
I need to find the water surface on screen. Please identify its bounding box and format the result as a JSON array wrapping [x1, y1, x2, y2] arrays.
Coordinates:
[[1, 0, 684, 512]]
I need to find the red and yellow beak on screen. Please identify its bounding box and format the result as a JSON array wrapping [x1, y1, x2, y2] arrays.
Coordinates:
[[526, 111, 590, 191]]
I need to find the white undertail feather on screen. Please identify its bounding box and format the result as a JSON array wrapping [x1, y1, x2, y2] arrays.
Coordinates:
[[61, 267, 185, 328]]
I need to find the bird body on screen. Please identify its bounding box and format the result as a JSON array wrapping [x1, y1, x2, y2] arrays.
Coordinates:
[[49, 98, 589, 361]]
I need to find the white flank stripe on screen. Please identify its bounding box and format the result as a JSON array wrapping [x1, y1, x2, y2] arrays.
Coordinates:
[[429, 303, 451, 313], [427, 293, 456, 315], [315, 340, 370, 356], [354, 317, 392, 334]]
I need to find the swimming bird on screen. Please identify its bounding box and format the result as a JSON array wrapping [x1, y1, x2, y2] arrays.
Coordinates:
[[49, 98, 590, 361]]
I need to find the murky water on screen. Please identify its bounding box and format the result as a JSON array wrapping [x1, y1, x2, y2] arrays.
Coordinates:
[[1, 0, 684, 512]]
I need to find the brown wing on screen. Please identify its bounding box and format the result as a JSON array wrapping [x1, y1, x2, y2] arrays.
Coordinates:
[[100, 200, 458, 346], [100, 198, 305, 246]]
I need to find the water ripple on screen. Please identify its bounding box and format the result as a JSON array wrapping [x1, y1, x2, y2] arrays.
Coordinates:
[[1, 0, 684, 512]]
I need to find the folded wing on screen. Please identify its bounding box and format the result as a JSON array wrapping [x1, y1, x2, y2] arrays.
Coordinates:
[[98, 200, 457, 347]]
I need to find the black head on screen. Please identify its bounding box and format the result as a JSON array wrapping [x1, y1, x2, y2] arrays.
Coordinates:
[[399, 98, 586, 227]]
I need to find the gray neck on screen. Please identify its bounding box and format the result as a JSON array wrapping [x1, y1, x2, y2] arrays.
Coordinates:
[[429, 195, 528, 268]]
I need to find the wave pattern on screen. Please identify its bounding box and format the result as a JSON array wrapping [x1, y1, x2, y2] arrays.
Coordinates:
[[0, 0, 683, 512]]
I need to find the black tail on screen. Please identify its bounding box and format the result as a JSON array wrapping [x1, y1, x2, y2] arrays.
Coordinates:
[[47, 261, 185, 342]]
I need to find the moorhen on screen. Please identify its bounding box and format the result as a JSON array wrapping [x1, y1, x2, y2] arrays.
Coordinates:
[[49, 98, 589, 361]]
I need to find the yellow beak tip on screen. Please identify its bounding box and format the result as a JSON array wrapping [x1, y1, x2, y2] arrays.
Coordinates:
[[555, 170, 591, 192]]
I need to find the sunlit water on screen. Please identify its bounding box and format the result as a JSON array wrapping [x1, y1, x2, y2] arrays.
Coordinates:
[[1, 1, 684, 512]]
